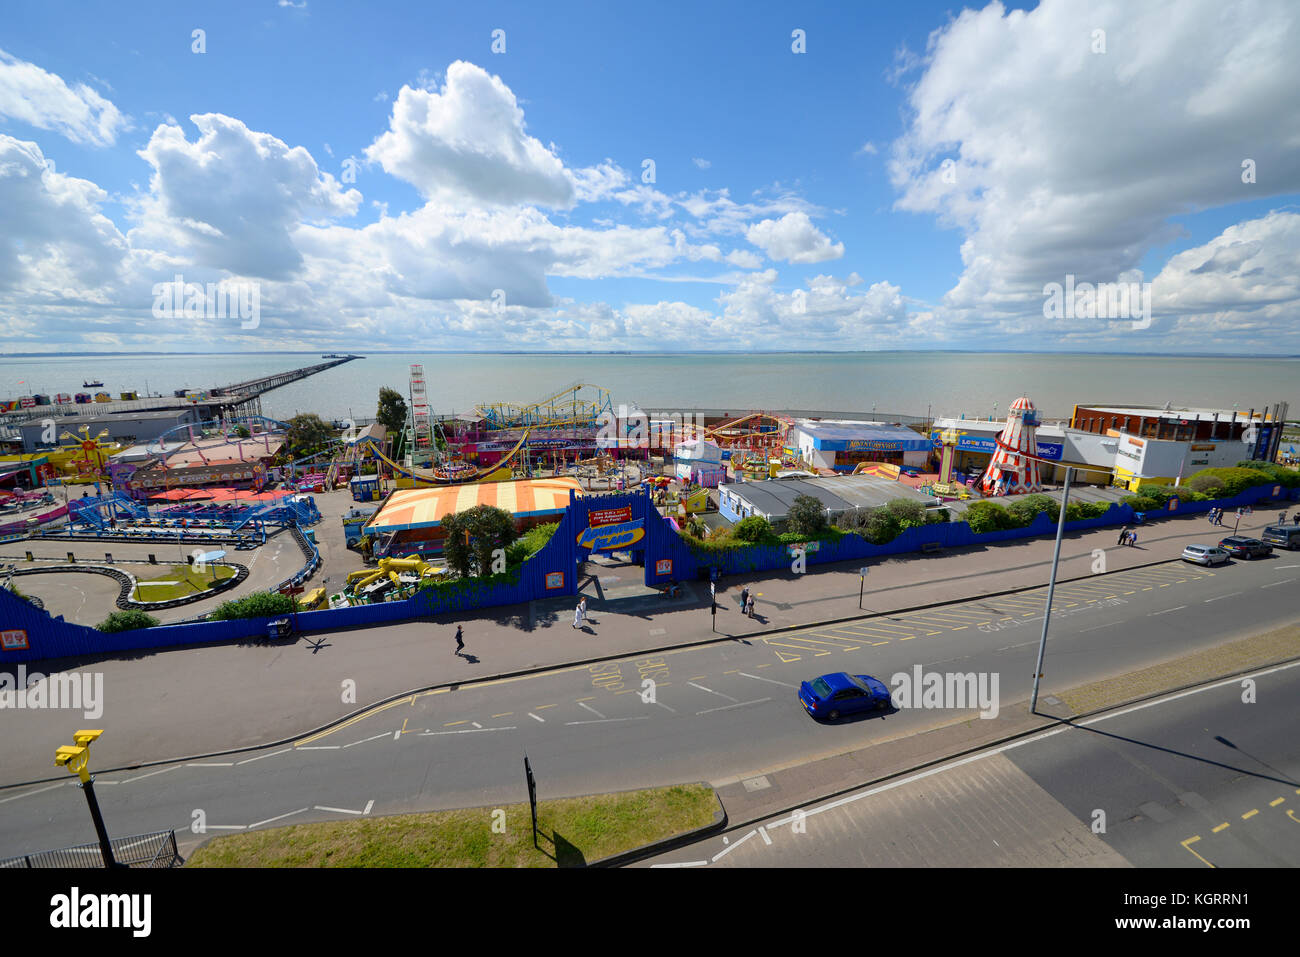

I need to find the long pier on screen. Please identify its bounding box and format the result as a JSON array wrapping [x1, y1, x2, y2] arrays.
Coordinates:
[[211, 356, 361, 401], [0, 356, 363, 428]]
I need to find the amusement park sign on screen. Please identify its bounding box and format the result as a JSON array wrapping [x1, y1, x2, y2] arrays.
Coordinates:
[[577, 519, 645, 551]]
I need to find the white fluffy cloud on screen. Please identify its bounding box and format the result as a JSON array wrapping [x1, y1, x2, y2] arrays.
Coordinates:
[[0, 135, 128, 294], [745, 211, 844, 264], [889, 0, 1300, 319], [0, 49, 126, 147], [133, 114, 361, 280], [365, 61, 577, 208]]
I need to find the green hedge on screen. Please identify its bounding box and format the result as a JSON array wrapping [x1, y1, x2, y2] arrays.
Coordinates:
[[1236, 460, 1300, 488], [209, 591, 296, 621], [1184, 467, 1273, 498], [97, 610, 160, 632]]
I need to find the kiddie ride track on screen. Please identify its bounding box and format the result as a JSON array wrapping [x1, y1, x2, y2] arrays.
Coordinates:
[[476, 383, 614, 431]]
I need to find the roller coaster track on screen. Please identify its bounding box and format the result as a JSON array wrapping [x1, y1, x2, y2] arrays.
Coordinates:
[[476, 383, 613, 431], [701, 411, 796, 446], [368, 428, 536, 486]]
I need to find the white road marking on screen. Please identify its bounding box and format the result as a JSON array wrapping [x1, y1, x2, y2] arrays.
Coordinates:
[[737, 671, 798, 689], [1202, 592, 1242, 602], [654, 700, 677, 713], [758, 825, 772, 845], [651, 860, 710, 868], [392, 728, 402, 740], [344, 733, 390, 748], [471, 722, 482, 729], [1261, 579, 1295, 588], [418, 726, 517, 736], [248, 807, 310, 829], [1079, 623, 1112, 633], [711, 828, 756, 862], [0, 781, 67, 804], [186, 762, 235, 768], [314, 805, 367, 815], [688, 681, 737, 702], [577, 701, 606, 719], [528, 712, 545, 722], [564, 716, 650, 726], [363, 799, 374, 815], [696, 697, 771, 716], [120, 766, 181, 784], [236, 748, 291, 766], [296, 745, 340, 750], [1149, 606, 1187, 616]]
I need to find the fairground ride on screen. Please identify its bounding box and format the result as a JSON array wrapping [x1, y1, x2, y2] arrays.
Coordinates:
[[476, 383, 614, 431]]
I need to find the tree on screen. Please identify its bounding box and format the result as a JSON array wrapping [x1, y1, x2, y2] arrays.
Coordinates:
[[785, 494, 829, 537], [441, 505, 518, 578], [285, 413, 333, 457], [376, 387, 408, 437], [733, 515, 774, 543]]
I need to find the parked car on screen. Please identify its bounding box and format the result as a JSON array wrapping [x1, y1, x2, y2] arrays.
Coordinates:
[[1260, 525, 1300, 550], [1181, 544, 1230, 566], [1217, 536, 1272, 559], [798, 672, 892, 721]]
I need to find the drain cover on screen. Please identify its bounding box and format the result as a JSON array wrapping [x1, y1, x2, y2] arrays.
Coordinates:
[[741, 775, 771, 792]]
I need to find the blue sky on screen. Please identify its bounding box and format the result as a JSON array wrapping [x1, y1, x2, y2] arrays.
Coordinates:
[[2, 0, 1298, 353]]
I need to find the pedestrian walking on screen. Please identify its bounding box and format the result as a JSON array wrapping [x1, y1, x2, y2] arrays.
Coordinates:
[[1293, 512, 1300, 525], [746, 594, 756, 618], [572, 603, 583, 629], [1128, 529, 1138, 547], [1279, 510, 1287, 525], [454, 625, 464, 653], [1117, 526, 1129, 546], [740, 585, 751, 610], [579, 596, 588, 618]]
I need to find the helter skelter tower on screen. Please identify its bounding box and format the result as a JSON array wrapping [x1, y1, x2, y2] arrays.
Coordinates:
[[979, 395, 1043, 496]]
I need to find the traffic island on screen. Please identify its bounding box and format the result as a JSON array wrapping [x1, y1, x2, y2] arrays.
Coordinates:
[[184, 783, 721, 867]]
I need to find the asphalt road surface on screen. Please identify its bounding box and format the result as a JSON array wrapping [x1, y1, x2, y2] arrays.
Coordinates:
[[2, 555, 1296, 861], [643, 661, 1300, 867]]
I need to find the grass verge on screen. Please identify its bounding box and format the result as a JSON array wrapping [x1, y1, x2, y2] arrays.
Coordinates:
[[186, 783, 717, 867], [130, 563, 235, 602]]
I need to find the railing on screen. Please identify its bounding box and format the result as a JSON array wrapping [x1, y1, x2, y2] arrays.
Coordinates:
[[0, 829, 181, 869]]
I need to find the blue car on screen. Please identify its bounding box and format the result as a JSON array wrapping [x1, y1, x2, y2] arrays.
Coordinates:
[[799, 672, 892, 721]]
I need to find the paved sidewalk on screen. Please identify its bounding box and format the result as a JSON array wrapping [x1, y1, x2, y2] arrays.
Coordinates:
[[0, 509, 1288, 785]]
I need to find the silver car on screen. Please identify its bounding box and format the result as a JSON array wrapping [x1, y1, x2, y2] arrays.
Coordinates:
[[1182, 544, 1230, 566]]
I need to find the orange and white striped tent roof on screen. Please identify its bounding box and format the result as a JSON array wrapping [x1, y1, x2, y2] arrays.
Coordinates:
[[364, 477, 584, 532]]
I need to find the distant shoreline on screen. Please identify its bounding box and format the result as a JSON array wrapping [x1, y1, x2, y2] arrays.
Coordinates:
[[2, 350, 1298, 359]]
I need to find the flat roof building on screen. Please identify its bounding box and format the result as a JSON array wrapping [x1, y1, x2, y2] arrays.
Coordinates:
[[791, 420, 933, 472]]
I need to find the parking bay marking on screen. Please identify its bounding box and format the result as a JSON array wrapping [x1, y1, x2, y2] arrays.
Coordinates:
[[697, 697, 772, 716], [687, 681, 738, 702]]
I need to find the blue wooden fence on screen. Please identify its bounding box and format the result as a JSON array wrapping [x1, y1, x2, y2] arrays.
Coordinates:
[[3, 480, 1294, 664]]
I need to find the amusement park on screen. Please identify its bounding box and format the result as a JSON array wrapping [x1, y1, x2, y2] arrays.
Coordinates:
[[1, 356, 1295, 649]]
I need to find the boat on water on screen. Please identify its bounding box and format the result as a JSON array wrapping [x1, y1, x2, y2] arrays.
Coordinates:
[[83, 380, 104, 388]]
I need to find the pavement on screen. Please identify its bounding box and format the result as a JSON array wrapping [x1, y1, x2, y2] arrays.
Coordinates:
[[0, 506, 1292, 786]]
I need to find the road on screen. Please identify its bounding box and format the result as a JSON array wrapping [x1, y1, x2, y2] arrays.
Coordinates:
[[642, 661, 1300, 868], [1, 555, 1296, 861]]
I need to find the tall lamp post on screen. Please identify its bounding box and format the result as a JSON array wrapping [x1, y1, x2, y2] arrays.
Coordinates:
[[1030, 466, 1073, 715], [54, 729, 125, 868]]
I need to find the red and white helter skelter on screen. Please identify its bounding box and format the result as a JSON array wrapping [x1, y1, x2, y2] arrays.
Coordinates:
[[979, 395, 1043, 496]]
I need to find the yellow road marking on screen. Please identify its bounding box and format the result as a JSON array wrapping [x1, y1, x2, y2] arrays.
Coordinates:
[[295, 695, 421, 745], [773, 650, 801, 663], [767, 639, 831, 656], [1269, 798, 1285, 807], [535, 703, 557, 709], [1181, 836, 1214, 868], [756, 663, 771, 668], [400, 718, 408, 734], [1211, 822, 1229, 833], [444, 720, 468, 727], [491, 712, 513, 718], [871, 641, 890, 646], [1242, 809, 1258, 819]]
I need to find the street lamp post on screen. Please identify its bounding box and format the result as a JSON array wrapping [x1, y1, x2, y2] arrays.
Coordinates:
[[54, 729, 124, 868], [1030, 466, 1073, 714]]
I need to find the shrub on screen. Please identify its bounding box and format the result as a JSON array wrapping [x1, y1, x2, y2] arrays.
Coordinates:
[[517, 522, 558, 557], [964, 500, 1014, 534], [209, 591, 296, 621], [707, 525, 733, 543], [1006, 493, 1058, 527], [1184, 467, 1272, 498], [785, 494, 829, 537], [97, 610, 160, 633], [885, 498, 927, 527], [1186, 473, 1224, 495], [733, 515, 775, 543], [861, 506, 901, 545], [1063, 500, 1112, 522], [1235, 460, 1300, 488]]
